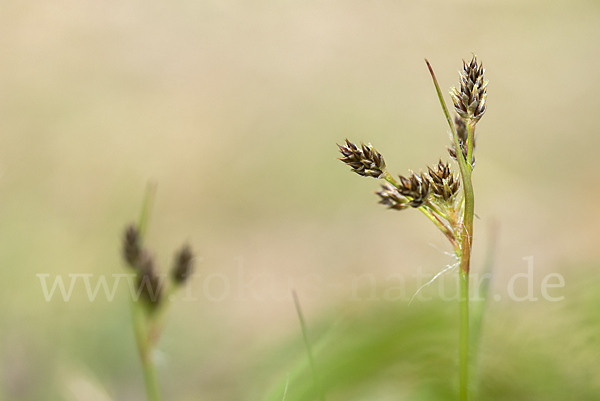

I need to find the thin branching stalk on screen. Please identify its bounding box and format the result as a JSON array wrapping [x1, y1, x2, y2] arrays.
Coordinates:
[[383, 171, 456, 243]]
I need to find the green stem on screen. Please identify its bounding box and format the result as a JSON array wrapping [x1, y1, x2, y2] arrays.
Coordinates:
[[148, 286, 176, 347], [455, 118, 476, 401], [424, 198, 450, 220], [466, 122, 475, 173], [131, 183, 162, 401], [459, 270, 469, 401], [426, 59, 476, 401], [418, 206, 457, 248], [456, 116, 476, 401], [137, 182, 157, 241], [382, 171, 399, 187], [132, 302, 162, 401], [292, 290, 325, 401], [461, 122, 476, 272]]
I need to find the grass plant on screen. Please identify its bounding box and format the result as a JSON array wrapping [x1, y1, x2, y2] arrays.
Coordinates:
[[337, 55, 488, 400], [121, 185, 196, 401]]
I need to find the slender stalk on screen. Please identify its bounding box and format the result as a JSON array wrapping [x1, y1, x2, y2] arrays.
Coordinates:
[[466, 122, 475, 174], [385, 170, 456, 243], [137, 182, 157, 241], [426, 59, 475, 401], [132, 303, 161, 401], [148, 286, 176, 346], [458, 123, 476, 401], [131, 183, 162, 401], [292, 290, 325, 401], [418, 206, 457, 248], [382, 171, 399, 187], [459, 270, 469, 401]]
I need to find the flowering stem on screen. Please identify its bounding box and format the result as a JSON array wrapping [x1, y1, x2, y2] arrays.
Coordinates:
[[426, 59, 475, 401], [131, 184, 162, 401], [456, 121, 476, 401]]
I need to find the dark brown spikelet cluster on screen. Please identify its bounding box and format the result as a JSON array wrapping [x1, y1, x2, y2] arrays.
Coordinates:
[[171, 244, 194, 285], [122, 224, 195, 310], [337, 55, 488, 250], [123, 225, 141, 267], [450, 55, 487, 122], [137, 253, 163, 306], [338, 139, 386, 178], [397, 171, 430, 207], [428, 160, 460, 202], [376, 183, 409, 210], [376, 171, 431, 209]]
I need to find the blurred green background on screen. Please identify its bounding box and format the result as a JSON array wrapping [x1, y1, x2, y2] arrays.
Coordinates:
[[1, 0, 599, 400]]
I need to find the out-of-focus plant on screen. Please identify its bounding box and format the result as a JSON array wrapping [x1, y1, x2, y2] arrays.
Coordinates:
[[337, 55, 487, 401], [121, 185, 196, 401]]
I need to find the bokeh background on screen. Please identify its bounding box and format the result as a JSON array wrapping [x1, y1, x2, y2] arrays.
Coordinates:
[[1, 0, 599, 400]]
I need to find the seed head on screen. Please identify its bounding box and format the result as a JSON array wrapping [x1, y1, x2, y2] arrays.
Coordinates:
[[376, 182, 409, 210], [450, 55, 487, 122], [137, 253, 163, 308], [428, 160, 460, 202], [338, 139, 386, 178], [171, 244, 194, 285], [397, 171, 430, 208], [123, 224, 141, 268]]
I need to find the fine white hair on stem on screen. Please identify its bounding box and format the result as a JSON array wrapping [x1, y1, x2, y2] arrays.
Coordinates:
[[409, 260, 460, 306], [427, 242, 456, 257]]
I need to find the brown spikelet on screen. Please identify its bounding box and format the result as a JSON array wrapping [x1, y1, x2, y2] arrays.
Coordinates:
[[137, 252, 163, 308], [123, 225, 141, 268], [171, 244, 194, 285], [428, 160, 460, 202], [397, 171, 430, 208], [450, 55, 487, 122], [338, 139, 386, 178], [376, 182, 409, 210]]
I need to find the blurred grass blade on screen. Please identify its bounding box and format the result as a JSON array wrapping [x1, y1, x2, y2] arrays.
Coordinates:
[[282, 373, 290, 401], [137, 181, 157, 243], [292, 290, 325, 401]]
